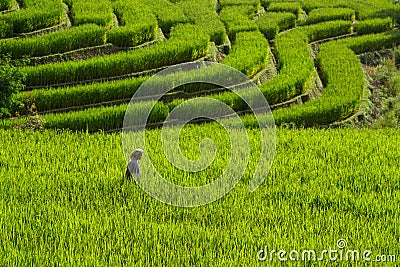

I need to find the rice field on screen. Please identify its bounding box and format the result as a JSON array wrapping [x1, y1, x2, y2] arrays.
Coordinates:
[[1, 0, 400, 265], [0, 127, 399, 265]]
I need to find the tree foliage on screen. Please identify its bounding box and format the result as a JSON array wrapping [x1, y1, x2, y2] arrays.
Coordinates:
[[0, 56, 25, 117]]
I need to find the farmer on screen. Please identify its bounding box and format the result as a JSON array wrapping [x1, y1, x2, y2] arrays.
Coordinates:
[[126, 148, 143, 179]]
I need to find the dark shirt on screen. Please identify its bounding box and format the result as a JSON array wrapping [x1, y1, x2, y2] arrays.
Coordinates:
[[126, 159, 140, 179]]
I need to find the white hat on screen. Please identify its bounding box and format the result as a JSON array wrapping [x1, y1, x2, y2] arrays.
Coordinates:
[[130, 148, 143, 159]]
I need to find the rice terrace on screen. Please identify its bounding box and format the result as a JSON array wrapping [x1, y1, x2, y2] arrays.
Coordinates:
[[0, 0, 400, 264]]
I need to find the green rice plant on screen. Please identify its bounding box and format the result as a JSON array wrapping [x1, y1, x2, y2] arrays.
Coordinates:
[[269, 30, 400, 127], [0, 0, 12, 10], [140, 0, 187, 34], [177, 0, 227, 45], [219, 5, 258, 41], [219, 0, 260, 9], [0, 127, 399, 264], [260, 21, 351, 103], [72, 0, 113, 28], [272, 43, 364, 126], [108, 0, 158, 47], [261, 0, 398, 19], [303, 8, 355, 25], [14, 64, 239, 115], [0, 24, 107, 59], [13, 77, 148, 113], [42, 104, 128, 131], [302, 20, 352, 42], [255, 12, 297, 39], [11, 101, 167, 131], [335, 30, 400, 55], [17, 0, 61, 8], [354, 17, 393, 35], [222, 31, 269, 77], [215, 21, 353, 108], [0, 20, 12, 38], [0, 1, 64, 35], [259, 29, 313, 103], [266, 2, 302, 19], [22, 24, 210, 87]]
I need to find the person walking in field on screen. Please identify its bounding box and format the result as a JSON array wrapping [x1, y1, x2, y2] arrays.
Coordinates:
[[126, 148, 143, 180]]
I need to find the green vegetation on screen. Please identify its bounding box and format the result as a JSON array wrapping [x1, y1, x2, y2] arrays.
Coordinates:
[[0, 24, 107, 59], [335, 30, 400, 55], [12, 77, 148, 113], [219, 5, 258, 41], [71, 0, 113, 28], [354, 17, 393, 35], [261, 0, 399, 20], [178, 0, 227, 45], [265, 2, 302, 19], [0, 57, 25, 117], [369, 53, 400, 128], [222, 31, 269, 77], [0, 127, 399, 264], [272, 43, 363, 126], [303, 8, 355, 25], [258, 21, 352, 104], [0, 0, 64, 36], [108, 0, 158, 47], [0, 0, 12, 10], [22, 24, 210, 87], [140, 0, 187, 34], [219, 0, 260, 9], [255, 12, 297, 39], [1, 1, 400, 265]]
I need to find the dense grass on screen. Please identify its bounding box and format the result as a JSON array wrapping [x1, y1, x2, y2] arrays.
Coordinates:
[[255, 12, 297, 39], [0, 0, 64, 36], [177, 0, 227, 45], [261, 0, 399, 20], [353, 17, 393, 35], [71, 0, 113, 28], [1, 2, 400, 265], [219, 5, 258, 41], [0, 127, 399, 264], [108, 0, 158, 47], [0, 24, 107, 59], [222, 30, 269, 77], [22, 24, 210, 87], [303, 7, 355, 25]]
